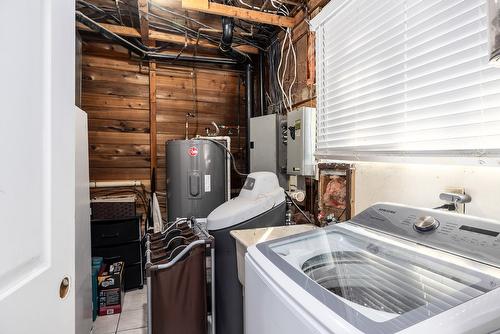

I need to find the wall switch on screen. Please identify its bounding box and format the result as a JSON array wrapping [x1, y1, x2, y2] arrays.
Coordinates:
[[444, 187, 466, 214]]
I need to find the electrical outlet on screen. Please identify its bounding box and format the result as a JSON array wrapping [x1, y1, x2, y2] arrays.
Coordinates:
[[444, 187, 466, 214]]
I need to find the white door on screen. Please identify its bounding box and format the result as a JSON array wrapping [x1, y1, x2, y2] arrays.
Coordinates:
[[0, 1, 76, 333]]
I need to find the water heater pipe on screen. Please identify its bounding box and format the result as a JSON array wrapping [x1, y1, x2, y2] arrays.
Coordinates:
[[210, 121, 221, 136], [259, 51, 265, 115], [245, 63, 254, 173]]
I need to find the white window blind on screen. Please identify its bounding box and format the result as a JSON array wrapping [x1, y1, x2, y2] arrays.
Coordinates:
[[311, 0, 500, 162]]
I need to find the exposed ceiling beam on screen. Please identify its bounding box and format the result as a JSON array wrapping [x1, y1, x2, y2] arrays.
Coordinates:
[[137, 0, 151, 45], [307, 0, 329, 12], [181, 0, 297, 27], [77, 22, 258, 54], [291, 0, 329, 27]]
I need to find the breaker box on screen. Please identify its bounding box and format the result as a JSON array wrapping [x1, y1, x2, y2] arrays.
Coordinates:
[[286, 107, 316, 176], [249, 114, 287, 187]]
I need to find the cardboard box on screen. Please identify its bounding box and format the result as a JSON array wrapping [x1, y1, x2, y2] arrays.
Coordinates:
[[99, 304, 122, 316], [98, 261, 124, 290], [92, 257, 104, 320], [98, 289, 123, 316], [98, 262, 124, 316]]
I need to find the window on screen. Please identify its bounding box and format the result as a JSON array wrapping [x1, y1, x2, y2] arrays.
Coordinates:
[[311, 0, 500, 163]]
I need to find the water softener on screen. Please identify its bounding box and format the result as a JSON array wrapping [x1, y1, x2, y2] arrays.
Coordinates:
[[207, 172, 286, 334]]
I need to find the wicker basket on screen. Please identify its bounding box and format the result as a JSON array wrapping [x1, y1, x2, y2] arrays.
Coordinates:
[[91, 197, 136, 220]]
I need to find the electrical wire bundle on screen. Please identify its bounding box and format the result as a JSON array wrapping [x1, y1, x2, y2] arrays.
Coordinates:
[[233, 0, 298, 115], [266, 28, 297, 114], [78, 0, 299, 108], [77, 0, 274, 56], [267, 39, 283, 113], [277, 27, 297, 113], [233, 0, 291, 16]]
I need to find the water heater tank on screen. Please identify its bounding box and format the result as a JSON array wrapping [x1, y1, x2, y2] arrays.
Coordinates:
[[166, 139, 228, 220]]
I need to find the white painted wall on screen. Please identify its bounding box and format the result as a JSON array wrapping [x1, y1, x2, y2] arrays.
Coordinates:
[[353, 162, 500, 221], [75, 108, 92, 334]]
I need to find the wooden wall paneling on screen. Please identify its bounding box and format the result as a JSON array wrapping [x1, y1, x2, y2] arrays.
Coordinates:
[[90, 168, 151, 181], [83, 54, 148, 73], [88, 130, 150, 145], [83, 67, 150, 85], [90, 155, 151, 168], [83, 80, 149, 98], [83, 94, 149, 109], [84, 107, 150, 121], [82, 38, 248, 205], [88, 119, 150, 133], [89, 143, 150, 156], [82, 39, 134, 59], [83, 40, 151, 187]]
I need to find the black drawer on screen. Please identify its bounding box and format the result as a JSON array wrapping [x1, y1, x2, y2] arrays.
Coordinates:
[[124, 263, 144, 291], [91, 216, 140, 247], [92, 241, 141, 265]]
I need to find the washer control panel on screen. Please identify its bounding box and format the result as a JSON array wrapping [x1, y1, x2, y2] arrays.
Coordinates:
[[352, 203, 500, 267], [414, 216, 440, 232]]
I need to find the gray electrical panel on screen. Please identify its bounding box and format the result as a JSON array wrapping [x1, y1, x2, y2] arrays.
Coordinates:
[[166, 139, 228, 220], [249, 114, 287, 187], [287, 107, 316, 176]]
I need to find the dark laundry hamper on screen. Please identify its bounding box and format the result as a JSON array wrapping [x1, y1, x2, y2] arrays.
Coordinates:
[[151, 245, 207, 334], [145, 220, 215, 334]]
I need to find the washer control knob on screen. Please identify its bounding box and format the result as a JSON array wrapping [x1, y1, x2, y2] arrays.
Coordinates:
[[414, 216, 439, 232]]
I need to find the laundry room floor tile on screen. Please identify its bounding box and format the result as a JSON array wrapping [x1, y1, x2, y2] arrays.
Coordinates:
[[93, 287, 147, 334], [116, 328, 147, 334], [122, 288, 147, 312], [93, 313, 119, 334], [116, 308, 147, 332]]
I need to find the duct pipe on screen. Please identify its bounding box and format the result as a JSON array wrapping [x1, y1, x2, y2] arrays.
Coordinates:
[[259, 51, 265, 115], [219, 17, 250, 63], [245, 63, 254, 173]]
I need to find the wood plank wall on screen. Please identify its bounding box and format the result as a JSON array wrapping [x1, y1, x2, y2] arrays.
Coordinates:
[[83, 41, 152, 183], [81, 39, 248, 213]]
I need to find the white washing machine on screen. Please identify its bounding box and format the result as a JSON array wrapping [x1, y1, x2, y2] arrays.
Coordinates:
[[245, 203, 500, 334]]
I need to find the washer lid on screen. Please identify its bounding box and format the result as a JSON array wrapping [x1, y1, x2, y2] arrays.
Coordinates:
[[207, 172, 285, 231], [255, 209, 500, 334]]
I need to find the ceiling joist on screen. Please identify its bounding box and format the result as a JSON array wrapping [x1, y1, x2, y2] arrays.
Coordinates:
[[181, 0, 298, 28], [77, 22, 259, 54], [137, 0, 151, 45]]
